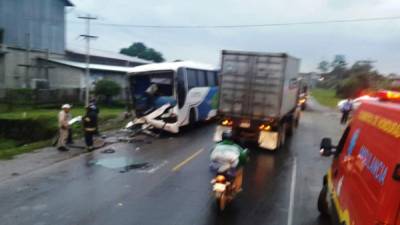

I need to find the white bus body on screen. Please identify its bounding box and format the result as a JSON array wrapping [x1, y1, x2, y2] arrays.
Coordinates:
[[128, 61, 219, 133]]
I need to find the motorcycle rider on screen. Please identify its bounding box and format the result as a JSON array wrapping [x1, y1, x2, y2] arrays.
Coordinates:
[[210, 131, 248, 193]]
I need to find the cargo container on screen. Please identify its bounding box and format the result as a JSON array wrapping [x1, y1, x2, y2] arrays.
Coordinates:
[[214, 50, 301, 150]]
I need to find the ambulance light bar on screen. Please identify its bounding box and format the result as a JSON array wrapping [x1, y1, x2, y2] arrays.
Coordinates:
[[376, 90, 400, 102]]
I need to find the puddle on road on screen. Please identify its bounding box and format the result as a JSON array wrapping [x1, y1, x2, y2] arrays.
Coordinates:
[[88, 157, 151, 173]]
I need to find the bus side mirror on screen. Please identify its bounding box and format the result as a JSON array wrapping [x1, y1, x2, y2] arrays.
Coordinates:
[[320, 138, 334, 156]]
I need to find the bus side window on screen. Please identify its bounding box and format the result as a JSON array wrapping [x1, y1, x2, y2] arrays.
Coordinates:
[[197, 70, 206, 86], [207, 71, 216, 86], [335, 126, 351, 157], [177, 68, 186, 108], [187, 69, 198, 90]]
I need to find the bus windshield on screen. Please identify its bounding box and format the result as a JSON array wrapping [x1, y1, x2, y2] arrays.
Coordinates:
[[130, 71, 176, 115]]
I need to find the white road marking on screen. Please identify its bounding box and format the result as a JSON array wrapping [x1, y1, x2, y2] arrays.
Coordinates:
[[147, 160, 168, 174], [287, 157, 297, 225]]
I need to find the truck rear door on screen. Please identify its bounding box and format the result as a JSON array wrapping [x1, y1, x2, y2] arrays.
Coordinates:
[[219, 51, 285, 120]]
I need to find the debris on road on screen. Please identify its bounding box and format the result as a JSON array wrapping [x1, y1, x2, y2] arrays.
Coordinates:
[[101, 148, 116, 154], [87, 157, 151, 173], [119, 162, 150, 173]]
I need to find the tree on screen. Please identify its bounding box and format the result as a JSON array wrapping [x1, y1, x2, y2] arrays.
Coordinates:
[[331, 55, 347, 69], [318, 60, 330, 74], [94, 80, 121, 104], [335, 61, 385, 98], [120, 42, 165, 62]]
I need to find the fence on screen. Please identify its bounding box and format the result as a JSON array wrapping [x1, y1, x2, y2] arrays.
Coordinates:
[[0, 88, 83, 108], [0, 88, 130, 109]]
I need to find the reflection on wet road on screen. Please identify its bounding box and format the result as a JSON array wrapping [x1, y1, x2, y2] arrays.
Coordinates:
[[0, 102, 341, 225]]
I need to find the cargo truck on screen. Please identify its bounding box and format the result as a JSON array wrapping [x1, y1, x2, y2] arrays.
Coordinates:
[[214, 50, 301, 150]]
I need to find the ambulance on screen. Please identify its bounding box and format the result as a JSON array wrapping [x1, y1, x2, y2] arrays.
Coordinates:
[[318, 90, 400, 225]]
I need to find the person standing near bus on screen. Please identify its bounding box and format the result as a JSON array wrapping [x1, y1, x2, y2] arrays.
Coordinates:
[[57, 104, 71, 151], [82, 105, 98, 151]]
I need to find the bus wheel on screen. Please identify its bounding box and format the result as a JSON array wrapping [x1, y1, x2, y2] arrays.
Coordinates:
[[189, 108, 196, 126]]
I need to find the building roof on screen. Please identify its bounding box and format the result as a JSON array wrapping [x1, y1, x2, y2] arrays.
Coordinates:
[[66, 47, 152, 64], [43, 58, 136, 73], [129, 61, 219, 74]]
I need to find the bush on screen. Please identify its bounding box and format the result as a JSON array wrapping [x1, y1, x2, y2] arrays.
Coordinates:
[[0, 118, 57, 144], [94, 80, 122, 105]]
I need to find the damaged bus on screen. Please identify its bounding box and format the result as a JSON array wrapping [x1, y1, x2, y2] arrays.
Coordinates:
[[128, 61, 219, 133]]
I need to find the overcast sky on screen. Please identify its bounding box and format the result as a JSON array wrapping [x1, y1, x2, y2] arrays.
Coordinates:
[[66, 0, 400, 74]]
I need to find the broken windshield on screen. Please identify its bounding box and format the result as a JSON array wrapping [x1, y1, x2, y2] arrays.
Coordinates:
[[130, 71, 176, 115]]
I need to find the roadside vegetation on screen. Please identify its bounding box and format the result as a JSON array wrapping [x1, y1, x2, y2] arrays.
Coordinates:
[[311, 88, 341, 108], [0, 105, 127, 160], [0, 80, 130, 160], [314, 55, 397, 107]]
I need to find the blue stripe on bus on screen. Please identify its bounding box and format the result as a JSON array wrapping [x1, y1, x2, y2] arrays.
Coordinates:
[[197, 87, 218, 120]]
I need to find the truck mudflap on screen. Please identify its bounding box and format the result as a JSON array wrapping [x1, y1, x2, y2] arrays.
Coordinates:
[[214, 125, 232, 142], [258, 130, 279, 150]]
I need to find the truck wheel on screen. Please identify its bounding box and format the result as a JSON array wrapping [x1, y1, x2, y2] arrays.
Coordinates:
[[294, 114, 300, 128], [318, 185, 329, 216], [286, 120, 294, 137], [278, 125, 286, 149]]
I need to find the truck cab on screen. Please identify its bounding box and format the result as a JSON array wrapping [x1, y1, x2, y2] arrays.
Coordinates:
[[318, 90, 400, 225]]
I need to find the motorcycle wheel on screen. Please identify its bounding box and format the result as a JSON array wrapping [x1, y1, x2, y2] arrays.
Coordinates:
[[217, 193, 227, 212]]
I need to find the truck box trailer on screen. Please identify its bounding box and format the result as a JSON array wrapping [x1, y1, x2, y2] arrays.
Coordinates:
[[215, 50, 301, 150]]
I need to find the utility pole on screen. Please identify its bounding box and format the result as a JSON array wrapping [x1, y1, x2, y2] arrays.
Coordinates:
[[78, 15, 97, 106]]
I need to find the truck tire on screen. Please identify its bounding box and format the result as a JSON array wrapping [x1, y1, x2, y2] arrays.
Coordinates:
[[318, 185, 329, 216], [286, 119, 294, 137], [294, 114, 300, 128], [278, 124, 286, 149]]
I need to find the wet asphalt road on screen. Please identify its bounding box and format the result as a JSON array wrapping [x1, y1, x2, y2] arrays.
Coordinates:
[[0, 100, 344, 225]]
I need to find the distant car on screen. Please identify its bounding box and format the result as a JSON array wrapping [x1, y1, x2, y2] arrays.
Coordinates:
[[318, 90, 400, 225]]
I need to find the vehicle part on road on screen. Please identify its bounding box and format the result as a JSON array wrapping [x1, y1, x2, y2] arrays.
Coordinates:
[[88, 157, 150, 173], [120, 162, 151, 173], [101, 148, 116, 154]]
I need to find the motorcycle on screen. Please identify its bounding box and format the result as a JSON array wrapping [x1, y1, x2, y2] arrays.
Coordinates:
[[211, 163, 240, 211]]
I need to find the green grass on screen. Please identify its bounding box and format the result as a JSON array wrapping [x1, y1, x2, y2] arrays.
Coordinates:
[[311, 88, 341, 108], [0, 106, 126, 160], [0, 139, 52, 160]]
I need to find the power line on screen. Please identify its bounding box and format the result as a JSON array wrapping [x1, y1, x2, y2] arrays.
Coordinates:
[[68, 15, 400, 29]]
